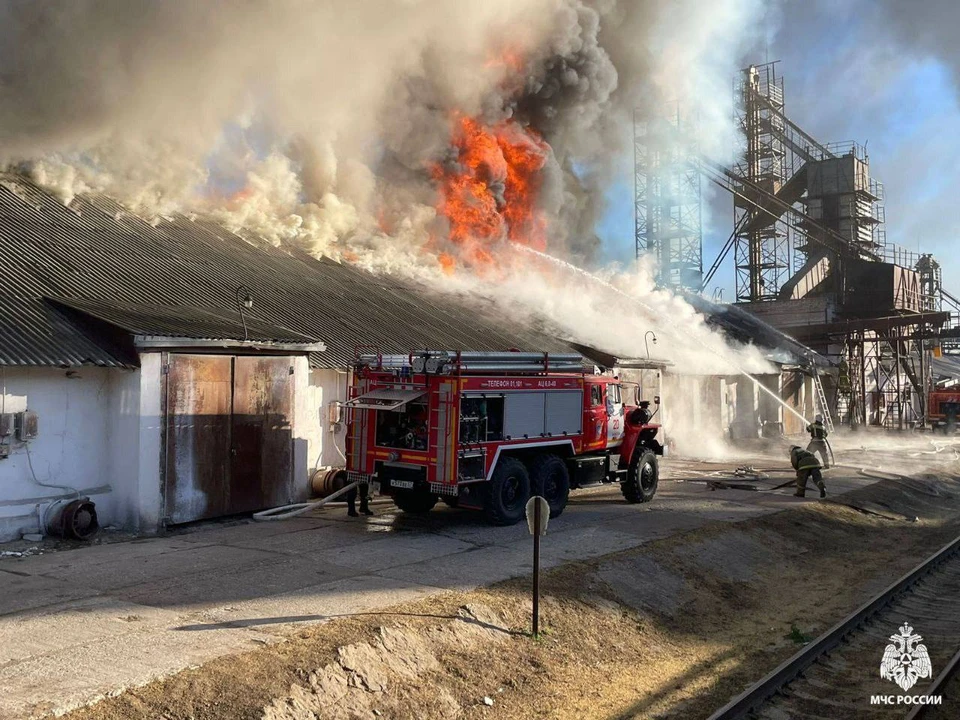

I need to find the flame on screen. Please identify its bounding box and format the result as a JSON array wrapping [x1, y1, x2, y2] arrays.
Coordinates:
[[432, 114, 549, 268], [438, 252, 456, 275]]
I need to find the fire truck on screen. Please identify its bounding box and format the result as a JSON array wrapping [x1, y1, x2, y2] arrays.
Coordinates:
[[928, 386, 960, 431], [344, 351, 663, 525]]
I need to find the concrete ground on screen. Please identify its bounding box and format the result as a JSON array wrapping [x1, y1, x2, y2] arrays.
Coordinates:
[[0, 455, 877, 720]]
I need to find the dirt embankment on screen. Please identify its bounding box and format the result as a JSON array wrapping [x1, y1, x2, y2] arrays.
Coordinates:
[[58, 474, 960, 720]]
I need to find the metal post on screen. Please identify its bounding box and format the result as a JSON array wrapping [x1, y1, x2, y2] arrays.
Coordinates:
[[532, 499, 541, 638], [896, 326, 903, 430], [919, 321, 926, 423]]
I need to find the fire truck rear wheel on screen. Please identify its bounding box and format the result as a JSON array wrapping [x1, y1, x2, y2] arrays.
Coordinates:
[[529, 453, 570, 518], [622, 448, 658, 504], [392, 488, 438, 514], [486, 456, 531, 526]]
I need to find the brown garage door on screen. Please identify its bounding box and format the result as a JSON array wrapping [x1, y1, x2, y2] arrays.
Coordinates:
[[164, 354, 294, 524]]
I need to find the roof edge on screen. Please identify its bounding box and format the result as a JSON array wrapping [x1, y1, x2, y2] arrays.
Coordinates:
[[134, 336, 326, 353]]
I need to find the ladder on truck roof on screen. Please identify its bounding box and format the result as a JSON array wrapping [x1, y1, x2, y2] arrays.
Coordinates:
[[812, 371, 835, 434], [356, 350, 585, 375]]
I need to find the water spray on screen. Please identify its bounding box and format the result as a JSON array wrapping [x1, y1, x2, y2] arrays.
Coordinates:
[[511, 244, 813, 427]]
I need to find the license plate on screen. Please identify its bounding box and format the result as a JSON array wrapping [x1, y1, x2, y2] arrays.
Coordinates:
[[391, 479, 415, 489]]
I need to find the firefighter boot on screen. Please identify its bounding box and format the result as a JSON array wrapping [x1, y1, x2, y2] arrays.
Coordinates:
[[819, 484, 827, 499], [347, 487, 359, 517], [360, 495, 374, 516]]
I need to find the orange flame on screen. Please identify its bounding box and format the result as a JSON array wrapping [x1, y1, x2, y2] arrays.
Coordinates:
[[432, 114, 549, 268], [438, 252, 456, 275]]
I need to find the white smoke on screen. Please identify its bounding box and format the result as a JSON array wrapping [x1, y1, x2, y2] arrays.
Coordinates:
[[1, 0, 766, 254], [1, 0, 776, 376]]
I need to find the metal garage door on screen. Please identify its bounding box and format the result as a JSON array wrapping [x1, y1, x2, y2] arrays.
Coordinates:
[[164, 354, 294, 524]]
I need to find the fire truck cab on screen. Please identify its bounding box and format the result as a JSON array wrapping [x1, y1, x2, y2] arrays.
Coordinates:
[[928, 387, 960, 431], [345, 351, 663, 525]]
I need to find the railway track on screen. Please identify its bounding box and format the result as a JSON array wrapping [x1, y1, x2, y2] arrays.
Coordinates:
[[708, 535, 960, 719]]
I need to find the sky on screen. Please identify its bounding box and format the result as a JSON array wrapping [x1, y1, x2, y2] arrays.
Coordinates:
[[598, 0, 960, 301]]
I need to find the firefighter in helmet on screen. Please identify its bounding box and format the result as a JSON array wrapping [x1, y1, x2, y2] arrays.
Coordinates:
[[806, 414, 830, 468], [790, 445, 826, 498]]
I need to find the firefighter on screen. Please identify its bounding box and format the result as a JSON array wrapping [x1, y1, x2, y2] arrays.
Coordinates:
[[346, 479, 374, 518], [806, 414, 830, 468], [790, 445, 826, 498]]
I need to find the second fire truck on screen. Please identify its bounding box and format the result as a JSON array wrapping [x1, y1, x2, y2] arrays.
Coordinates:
[[345, 350, 663, 525]]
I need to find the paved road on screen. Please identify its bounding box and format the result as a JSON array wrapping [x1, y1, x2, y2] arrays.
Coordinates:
[[0, 456, 876, 719]]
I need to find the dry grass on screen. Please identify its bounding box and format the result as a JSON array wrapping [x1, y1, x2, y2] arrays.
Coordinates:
[[59, 478, 960, 720]]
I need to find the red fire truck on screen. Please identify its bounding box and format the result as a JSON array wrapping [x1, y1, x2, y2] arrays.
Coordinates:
[[344, 351, 663, 525], [928, 386, 960, 431]]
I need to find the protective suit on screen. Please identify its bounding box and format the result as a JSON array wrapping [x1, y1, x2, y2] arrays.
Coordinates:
[[790, 446, 826, 498]]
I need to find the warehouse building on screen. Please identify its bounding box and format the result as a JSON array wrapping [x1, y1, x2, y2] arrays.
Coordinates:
[[0, 175, 573, 541]]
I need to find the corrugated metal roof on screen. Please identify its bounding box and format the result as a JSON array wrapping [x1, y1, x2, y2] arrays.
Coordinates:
[[685, 293, 833, 368], [0, 174, 574, 368], [52, 298, 318, 344]]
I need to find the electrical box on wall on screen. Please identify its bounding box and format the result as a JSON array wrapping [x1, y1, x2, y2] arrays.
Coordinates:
[[327, 402, 342, 426], [15, 411, 38, 441], [0, 413, 13, 438]]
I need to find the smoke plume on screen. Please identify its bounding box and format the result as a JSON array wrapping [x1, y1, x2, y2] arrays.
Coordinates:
[[0, 0, 771, 377]]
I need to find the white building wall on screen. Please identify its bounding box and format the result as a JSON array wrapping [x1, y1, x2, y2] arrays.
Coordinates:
[[134, 354, 164, 532], [303, 368, 351, 485], [0, 366, 118, 542], [0, 358, 352, 542], [105, 367, 142, 530]]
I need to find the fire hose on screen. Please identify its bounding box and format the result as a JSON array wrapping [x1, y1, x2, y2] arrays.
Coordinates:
[[252, 478, 397, 521], [252, 481, 359, 521]]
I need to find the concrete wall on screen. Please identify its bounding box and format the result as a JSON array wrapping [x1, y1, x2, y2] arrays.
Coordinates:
[[0, 366, 120, 542], [133, 354, 164, 533], [0, 358, 349, 543], [304, 367, 351, 483], [661, 372, 725, 456]]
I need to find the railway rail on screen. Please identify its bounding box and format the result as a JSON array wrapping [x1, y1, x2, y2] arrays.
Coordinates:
[[708, 535, 960, 719]]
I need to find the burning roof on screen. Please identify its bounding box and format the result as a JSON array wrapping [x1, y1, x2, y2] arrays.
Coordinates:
[[0, 174, 576, 368]]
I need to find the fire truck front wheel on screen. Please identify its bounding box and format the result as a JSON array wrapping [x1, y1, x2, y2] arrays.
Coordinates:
[[392, 488, 438, 514], [621, 448, 658, 504], [486, 456, 531, 526], [529, 453, 570, 518]]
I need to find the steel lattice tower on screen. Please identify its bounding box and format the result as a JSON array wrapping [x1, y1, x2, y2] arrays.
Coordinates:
[[734, 63, 790, 302], [634, 105, 702, 291]]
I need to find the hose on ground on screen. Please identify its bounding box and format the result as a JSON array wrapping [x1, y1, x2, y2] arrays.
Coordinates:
[[253, 481, 359, 521]]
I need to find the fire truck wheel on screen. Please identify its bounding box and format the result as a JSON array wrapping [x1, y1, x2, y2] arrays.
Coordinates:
[[486, 456, 531, 526], [529, 453, 570, 518], [392, 488, 438, 514], [622, 448, 658, 504]]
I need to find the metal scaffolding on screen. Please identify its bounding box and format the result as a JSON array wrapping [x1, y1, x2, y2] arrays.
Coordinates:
[[734, 63, 790, 301], [841, 325, 928, 429], [634, 105, 702, 291]]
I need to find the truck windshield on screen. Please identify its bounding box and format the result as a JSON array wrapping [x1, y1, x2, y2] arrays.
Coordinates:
[[375, 401, 429, 450]]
